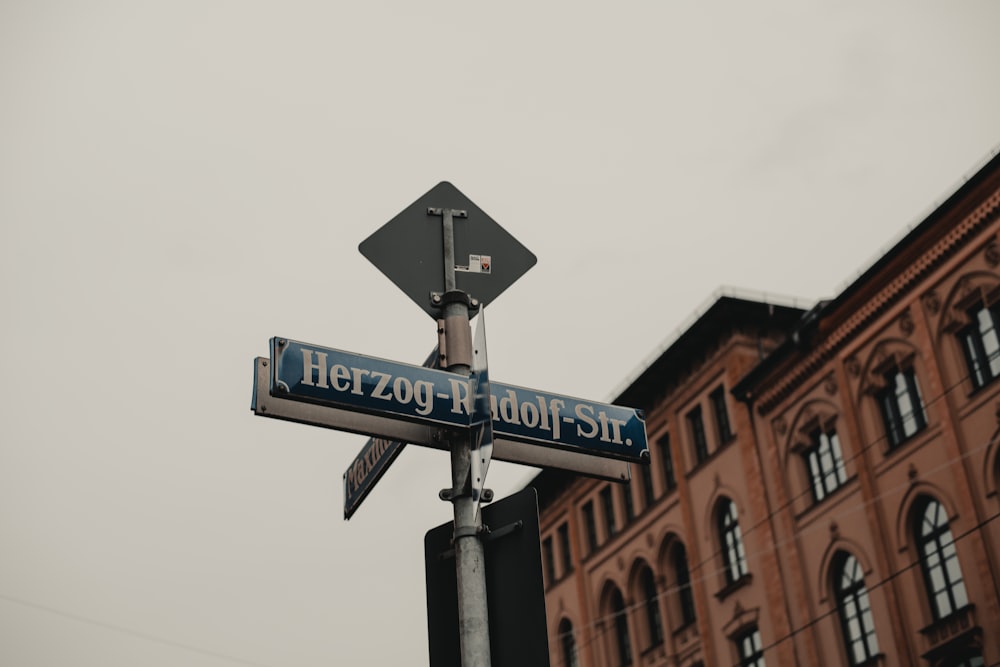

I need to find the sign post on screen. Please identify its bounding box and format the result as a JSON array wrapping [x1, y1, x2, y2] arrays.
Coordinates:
[[433, 205, 492, 667], [252, 181, 651, 667]]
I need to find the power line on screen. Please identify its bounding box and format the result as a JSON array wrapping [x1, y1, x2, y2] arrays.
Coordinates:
[[0, 593, 280, 667]]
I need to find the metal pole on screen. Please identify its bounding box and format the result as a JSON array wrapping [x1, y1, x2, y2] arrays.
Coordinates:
[[433, 207, 491, 667]]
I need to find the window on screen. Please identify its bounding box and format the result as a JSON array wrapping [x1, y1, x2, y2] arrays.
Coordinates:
[[558, 619, 579, 667], [805, 427, 848, 502], [611, 588, 633, 666], [558, 522, 573, 575], [916, 499, 969, 620], [639, 566, 664, 648], [719, 499, 748, 585], [951, 656, 985, 667], [601, 486, 618, 538], [622, 484, 636, 522], [688, 406, 709, 464], [543, 536, 556, 582], [710, 385, 733, 443], [878, 367, 926, 449], [672, 543, 697, 627], [639, 461, 655, 508], [959, 302, 1000, 389], [582, 501, 598, 553], [834, 553, 879, 666], [658, 433, 677, 492], [735, 627, 765, 667]]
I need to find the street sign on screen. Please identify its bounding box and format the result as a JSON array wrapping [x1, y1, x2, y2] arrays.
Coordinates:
[[485, 382, 648, 462], [343, 347, 441, 521], [252, 358, 632, 481], [265, 337, 649, 462], [343, 436, 405, 521], [359, 182, 537, 319], [270, 337, 473, 429]]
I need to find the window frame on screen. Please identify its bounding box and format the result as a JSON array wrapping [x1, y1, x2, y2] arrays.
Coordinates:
[[688, 405, 709, 464], [833, 553, 879, 666], [959, 301, 1000, 390], [734, 626, 765, 667], [639, 566, 664, 649], [710, 385, 734, 443], [658, 432, 677, 492], [804, 427, 848, 503], [877, 366, 927, 450], [601, 486, 618, 539], [719, 499, 749, 585], [543, 535, 556, 583], [611, 588, 633, 666], [557, 522, 573, 575], [916, 499, 969, 621], [582, 501, 598, 553], [672, 543, 697, 628]]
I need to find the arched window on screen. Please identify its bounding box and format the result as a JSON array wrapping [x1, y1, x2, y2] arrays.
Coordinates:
[[671, 542, 697, 627], [719, 499, 748, 584], [558, 618, 579, 667], [959, 300, 1000, 389], [833, 553, 879, 665], [610, 588, 632, 666], [638, 566, 664, 648], [916, 499, 969, 620], [734, 626, 765, 667], [805, 427, 848, 502], [877, 365, 927, 449]]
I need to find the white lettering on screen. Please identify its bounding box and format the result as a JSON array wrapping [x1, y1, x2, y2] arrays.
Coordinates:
[[608, 416, 627, 445], [448, 378, 470, 415], [330, 364, 351, 391], [498, 389, 520, 425], [519, 400, 540, 428], [301, 349, 328, 388], [370, 372, 393, 400], [575, 404, 599, 439], [393, 376, 413, 404], [414, 380, 433, 416], [549, 399, 565, 441], [349, 367, 369, 396]]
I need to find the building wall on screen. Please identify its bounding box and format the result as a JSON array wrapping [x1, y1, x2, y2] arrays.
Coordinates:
[[535, 154, 1000, 667]]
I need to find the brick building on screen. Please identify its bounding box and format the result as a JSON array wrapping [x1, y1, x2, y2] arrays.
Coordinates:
[[530, 150, 1000, 667]]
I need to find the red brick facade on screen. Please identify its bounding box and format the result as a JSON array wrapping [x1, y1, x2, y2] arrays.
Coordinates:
[[531, 152, 1000, 667]]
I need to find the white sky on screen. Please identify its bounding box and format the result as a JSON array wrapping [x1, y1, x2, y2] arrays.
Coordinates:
[[2, 2, 999, 666]]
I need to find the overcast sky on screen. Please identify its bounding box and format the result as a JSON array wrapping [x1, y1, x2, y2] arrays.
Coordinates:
[[2, 2, 999, 666]]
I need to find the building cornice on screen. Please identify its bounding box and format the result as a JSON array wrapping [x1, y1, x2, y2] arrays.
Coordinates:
[[754, 187, 1000, 415]]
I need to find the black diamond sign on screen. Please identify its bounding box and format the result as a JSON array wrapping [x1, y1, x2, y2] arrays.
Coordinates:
[[360, 182, 537, 319]]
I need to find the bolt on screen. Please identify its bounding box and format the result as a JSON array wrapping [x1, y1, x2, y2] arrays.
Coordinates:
[[432, 294, 442, 304], [278, 339, 287, 347], [262, 360, 268, 367], [260, 404, 267, 413], [471, 298, 479, 308]]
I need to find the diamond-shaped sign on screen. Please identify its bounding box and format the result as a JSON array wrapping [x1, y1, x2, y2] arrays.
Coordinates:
[[359, 182, 537, 319]]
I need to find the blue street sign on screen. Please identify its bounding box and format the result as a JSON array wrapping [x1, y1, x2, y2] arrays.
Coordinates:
[[487, 383, 648, 462], [271, 337, 473, 429], [252, 357, 632, 480], [268, 337, 648, 463]]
